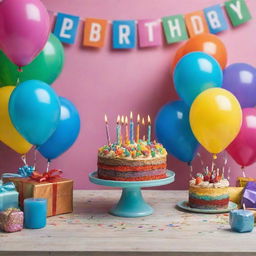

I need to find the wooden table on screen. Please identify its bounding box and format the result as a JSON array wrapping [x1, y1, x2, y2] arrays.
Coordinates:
[[0, 190, 255, 256]]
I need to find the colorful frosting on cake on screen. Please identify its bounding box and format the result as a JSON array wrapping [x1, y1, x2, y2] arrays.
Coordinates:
[[97, 140, 167, 181], [189, 170, 230, 209]]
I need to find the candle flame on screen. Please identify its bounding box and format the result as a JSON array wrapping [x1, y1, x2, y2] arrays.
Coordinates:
[[147, 115, 151, 124], [125, 116, 128, 125], [142, 118, 145, 125], [104, 114, 108, 124], [137, 114, 140, 123], [117, 115, 120, 124], [121, 115, 125, 125], [130, 111, 133, 120]]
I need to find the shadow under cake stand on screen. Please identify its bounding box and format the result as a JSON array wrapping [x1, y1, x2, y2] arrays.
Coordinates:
[[89, 170, 175, 218]]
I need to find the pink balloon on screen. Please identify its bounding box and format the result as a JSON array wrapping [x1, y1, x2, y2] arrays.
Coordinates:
[[227, 108, 256, 167], [0, 0, 50, 67]]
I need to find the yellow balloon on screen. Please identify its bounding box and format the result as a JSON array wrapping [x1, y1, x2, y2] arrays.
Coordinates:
[[189, 88, 242, 154], [0, 86, 32, 154]]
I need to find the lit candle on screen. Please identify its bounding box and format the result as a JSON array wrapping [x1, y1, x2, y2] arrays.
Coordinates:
[[142, 117, 145, 141], [104, 114, 111, 145], [136, 114, 140, 143], [125, 116, 129, 144], [121, 115, 124, 145], [24, 198, 47, 229], [147, 115, 151, 144], [130, 112, 134, 144], [116, 115, 121, 144]]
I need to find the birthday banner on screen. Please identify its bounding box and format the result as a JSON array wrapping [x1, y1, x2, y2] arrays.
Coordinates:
[[52, 0, 252, 48]]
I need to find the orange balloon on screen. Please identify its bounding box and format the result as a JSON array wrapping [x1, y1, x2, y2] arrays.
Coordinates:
[[182, 33, 227, 69], [171, 45, 185, 74]]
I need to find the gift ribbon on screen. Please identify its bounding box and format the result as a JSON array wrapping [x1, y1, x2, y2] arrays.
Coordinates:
[[243, 189, 256, 204], [2, 165, 35, 178], [0, 182, 16, 193]]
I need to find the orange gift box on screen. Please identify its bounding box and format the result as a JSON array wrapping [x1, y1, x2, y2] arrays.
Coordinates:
[[3, 170, 73, 217]]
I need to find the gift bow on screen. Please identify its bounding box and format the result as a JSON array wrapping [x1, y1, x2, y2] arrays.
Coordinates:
[[30, 169, 63, 182], [243, 189, 256, 204], [0, 182, 16, 193], [2, 165, 35, 179]]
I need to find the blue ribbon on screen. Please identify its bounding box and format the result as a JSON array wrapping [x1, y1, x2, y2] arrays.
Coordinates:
[[2, 165, 35, 179], [0, 182, 16, 193]]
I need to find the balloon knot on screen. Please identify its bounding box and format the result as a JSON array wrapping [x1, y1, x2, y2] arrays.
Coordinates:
[[17, 67, 23, 72], [187, 161, 191, 166], [213, 154, 217, 160], [241, 166, 245, 169]]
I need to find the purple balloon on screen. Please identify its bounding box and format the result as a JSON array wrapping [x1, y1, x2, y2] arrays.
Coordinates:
[[222, 63, 256, 108], [0, 0, 50, 67]]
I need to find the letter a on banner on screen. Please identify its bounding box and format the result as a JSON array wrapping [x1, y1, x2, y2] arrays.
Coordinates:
[[112, 20, 136, 49], [54, 13, 80, 44], [204, 5, 228, 34], [185, 11, 209, 37], [138, 19, 162, 47], [225, 0, 251, 27], [162, 15, 188, 44], [83, 18, 108, 48]]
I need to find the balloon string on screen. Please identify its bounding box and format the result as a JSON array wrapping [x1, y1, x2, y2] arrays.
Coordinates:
[[189, 165, 193, 179], [242, 167, 246, 178], [33, 148, 37, 169], [21, 155, 27, 166], [227, 167, 231, 180], [46, 161, 50, 173]]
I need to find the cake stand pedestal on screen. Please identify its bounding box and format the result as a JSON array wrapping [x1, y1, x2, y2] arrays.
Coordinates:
[[89, 170, 175, 218]]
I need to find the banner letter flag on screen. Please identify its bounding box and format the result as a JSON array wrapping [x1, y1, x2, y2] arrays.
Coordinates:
[[112, 20, 136, 49], [83, 18, 108, 48], [185, 11, 209, 37], [204, 5, 228, 34], [162, 15, 188, 44], [54, 13, 80, 44], [138, 19, 162, 48], [225, 0, 251, 27]]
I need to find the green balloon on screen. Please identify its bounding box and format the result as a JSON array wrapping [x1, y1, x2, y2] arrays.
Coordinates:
[[0, 33, 64, 86]]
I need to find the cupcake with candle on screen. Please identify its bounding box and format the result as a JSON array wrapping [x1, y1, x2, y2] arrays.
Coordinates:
[[188, 168, 230, 209], [97, 113, 167, 181]]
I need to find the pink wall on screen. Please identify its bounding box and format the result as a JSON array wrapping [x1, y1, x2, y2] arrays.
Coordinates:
[[0, 0, 256, 189]]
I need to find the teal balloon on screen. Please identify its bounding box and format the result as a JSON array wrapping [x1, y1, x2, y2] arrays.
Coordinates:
[[173, 52, 223, 106], [38, 97, 80, 160], [0, 33, 64, 86], [9, 80, 60, 146], [155, 100, 199, 163]]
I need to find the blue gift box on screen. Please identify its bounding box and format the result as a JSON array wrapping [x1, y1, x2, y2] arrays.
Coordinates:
[[0, 181, 19, 211]]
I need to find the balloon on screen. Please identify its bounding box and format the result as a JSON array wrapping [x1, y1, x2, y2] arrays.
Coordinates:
[[222, 63, 256, 108], [227, 108, 256, 167], [38, 97, 80, 160], [0, 86, 32, 154], [190, 88, 242, 155], [0, 0, 50, 66], [173, 52, 223, 106], [9, 80, 60, 146], [171, 45, 185, 73], [181, 33, 227, 69], [155, 100, 199, 163], [0, 34, 64, 86]]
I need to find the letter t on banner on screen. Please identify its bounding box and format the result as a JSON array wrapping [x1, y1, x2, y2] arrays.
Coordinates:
[[138, 19, 162, 47], [112, 20, 136, 49], [83, 18, 108, 48], [225, 0, 251, 27], [54, 13, 80, 44]]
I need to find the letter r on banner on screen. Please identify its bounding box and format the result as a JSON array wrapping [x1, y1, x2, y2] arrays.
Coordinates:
[[54, 13, 80, 44], [204, 5, 228, 34], [112, 20, 136, 49], [185, 11, 209, 37], [83, 18, 108, 47]]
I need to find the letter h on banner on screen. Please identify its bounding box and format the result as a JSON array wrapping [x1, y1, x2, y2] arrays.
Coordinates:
[[54, 13, 80, 44]]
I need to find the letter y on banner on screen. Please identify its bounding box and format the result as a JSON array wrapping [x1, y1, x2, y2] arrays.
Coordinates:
[[54, 13, 80, 44]]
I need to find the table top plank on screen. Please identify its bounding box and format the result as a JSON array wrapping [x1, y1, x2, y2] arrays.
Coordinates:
[[0, 190, 255, 256]]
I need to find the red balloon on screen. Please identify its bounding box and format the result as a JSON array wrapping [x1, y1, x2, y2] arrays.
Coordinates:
[[227, 108, 256, 167]]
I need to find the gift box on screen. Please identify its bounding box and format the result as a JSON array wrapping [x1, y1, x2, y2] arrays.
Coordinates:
[[3, 169, 73, 217], [228, 187, 244, 207], [241, 181, 256, 209], [0, 181, 19, 211], [0, 208, 23, 232], [236, 177, 256, 187]]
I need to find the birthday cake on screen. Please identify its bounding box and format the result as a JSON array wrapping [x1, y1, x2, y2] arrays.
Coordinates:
[[189, 171, 230, 209]]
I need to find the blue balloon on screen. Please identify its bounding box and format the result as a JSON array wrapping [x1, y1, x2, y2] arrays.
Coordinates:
[[173, 52, 223, 106], [38, 97, 80, 160], [155, 100, 199, 163], [9, 80, 60, 146]]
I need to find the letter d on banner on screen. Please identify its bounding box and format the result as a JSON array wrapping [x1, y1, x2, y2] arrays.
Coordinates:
[[54, 13, 80, 44]]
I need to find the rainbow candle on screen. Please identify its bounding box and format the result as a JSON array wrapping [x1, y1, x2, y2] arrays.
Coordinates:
[[147, 115, 151, 144], [121, 115, 124, 145], [125, 116, 129, 144], [142, 117, 145, 141], [104, 114, 111, 145], [130, 112, 134, 144], [116, 115, 121, 145], [136, 114, 140, 143]]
